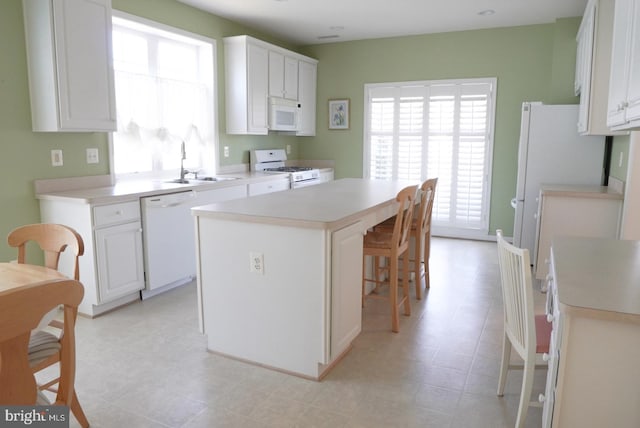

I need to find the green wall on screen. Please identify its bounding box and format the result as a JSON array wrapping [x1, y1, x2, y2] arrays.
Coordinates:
[[299, 18, 581, 236], [0, 0, 596, 262]]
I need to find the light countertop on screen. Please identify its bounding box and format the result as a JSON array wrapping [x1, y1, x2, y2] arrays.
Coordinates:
[[552, 237, 640, 316], [35, 172, 292, 205], [192, 178, 419, 230], [541, 184, 624, 200]]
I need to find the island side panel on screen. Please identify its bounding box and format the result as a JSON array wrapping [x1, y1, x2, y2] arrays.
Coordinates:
[[198, 217, 327, 378]]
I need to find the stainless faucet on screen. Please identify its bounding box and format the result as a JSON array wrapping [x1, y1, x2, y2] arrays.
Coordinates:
[[179, 141, 189, 183]]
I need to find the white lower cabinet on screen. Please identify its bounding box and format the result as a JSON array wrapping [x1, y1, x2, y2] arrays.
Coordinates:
[[543, 242, 640, 427], [319, 169, 334, 183], [247, 178, 290, 196], [39, 199, 144, 317]]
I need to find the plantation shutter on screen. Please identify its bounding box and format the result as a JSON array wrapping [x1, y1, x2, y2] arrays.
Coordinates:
[[365, 79, 495, 237]]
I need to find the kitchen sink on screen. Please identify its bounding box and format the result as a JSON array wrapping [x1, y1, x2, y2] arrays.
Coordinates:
[[194, 176, 239, 182], [165, 176, 239, 184]]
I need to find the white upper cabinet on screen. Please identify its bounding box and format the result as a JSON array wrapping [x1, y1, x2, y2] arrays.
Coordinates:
[[269, 51, 299, 100], [575, 0, 623, 135], [224, 36, 269, 135], [297, 60, 317, 136], [607, 0, 640, 130], [22, 0, 117, 132], [224, 35, 317, 135]]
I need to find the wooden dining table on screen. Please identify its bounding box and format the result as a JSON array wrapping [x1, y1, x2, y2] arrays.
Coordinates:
[[0, 262, 80, 405], [0, 262, 66, 293]]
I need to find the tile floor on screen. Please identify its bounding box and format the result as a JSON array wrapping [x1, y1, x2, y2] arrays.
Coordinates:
[[57, 237, 548, 427]]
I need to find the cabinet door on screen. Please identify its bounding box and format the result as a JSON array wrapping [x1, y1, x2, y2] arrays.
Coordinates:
[[607, 0, 633, 127], [268, 51, 285, 98], [283, 56, 299, 100], [330, 222, 363, 359], [23, 0, 116, 131], [247, 43, 269, 133], [297, 60, 317, 136], [624, 0, 640, 122], [576, 3, 595, 133], [95, 221, 145, 303], [269, 51, 299, 100], [54, 0, 116, 130]]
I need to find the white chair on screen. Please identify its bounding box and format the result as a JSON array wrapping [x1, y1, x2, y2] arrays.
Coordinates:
[[495, 230, 551, 428]]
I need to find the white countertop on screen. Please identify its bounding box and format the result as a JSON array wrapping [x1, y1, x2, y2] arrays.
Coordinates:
[[192, 178, 419, 229], [552, 237, 640, 316], [35, 172, 291, 205], [541, 184, 623, 200]]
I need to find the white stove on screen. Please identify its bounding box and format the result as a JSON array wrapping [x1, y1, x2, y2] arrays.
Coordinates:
[[250, 149, 321, 188]]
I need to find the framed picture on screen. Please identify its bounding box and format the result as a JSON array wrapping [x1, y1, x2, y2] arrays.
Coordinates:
[[328, 99, 350, 130]]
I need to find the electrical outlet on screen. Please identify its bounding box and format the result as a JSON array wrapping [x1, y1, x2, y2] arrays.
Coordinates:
[[619, 152, 624, 168], [51, 149, 63, 167], [249, 252, 264, 275], [286, 144, 291, 155], [86, 148, 99, 164], [224, 146, 230, 158]]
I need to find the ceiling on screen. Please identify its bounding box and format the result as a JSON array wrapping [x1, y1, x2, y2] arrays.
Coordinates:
[[177, 0, 589, 46]]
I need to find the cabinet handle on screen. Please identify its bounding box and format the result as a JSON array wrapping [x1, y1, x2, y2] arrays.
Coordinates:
[[542, 353, 550, 362], [547, 313, 554, 323], [115, 210, 123, 215], [538, 393, 546, 403]]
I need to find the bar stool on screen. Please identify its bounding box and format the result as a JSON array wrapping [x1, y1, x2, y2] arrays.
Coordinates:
[[362, 185, 418, 332], [375, 178, 437, 299]]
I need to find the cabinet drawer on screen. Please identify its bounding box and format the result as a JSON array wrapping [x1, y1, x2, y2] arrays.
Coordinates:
[[248, 179, 290, 196], [94, 201, 140, 227]]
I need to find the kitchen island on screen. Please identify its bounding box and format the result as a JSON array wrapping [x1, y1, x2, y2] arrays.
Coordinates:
[[192, 178, 417, 379], [543, 237, 640, 427]]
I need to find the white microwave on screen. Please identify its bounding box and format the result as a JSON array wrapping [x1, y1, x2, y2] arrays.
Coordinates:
[[269, 97, 300, 131]]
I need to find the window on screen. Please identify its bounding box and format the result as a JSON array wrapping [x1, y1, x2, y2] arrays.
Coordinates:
[[364, 78, 496, 238], [111, 14, 216, 178]]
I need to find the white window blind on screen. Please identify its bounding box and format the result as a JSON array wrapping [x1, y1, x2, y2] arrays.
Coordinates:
[[111, 14, 216, 178], [364, 78, 496, 238]]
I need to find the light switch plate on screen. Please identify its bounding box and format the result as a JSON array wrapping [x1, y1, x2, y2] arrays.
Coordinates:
[[86, 148, 99, 164], [51, 149, 63, 167], [224, 146, 229, 158], [249, 252, 264, 274]]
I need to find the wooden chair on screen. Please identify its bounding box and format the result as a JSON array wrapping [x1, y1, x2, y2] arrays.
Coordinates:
[[0, 277, 84, 405], [495, 230, 551, 428], [375, 178, 437, 299], [362, 185, 418, 332], [7, 223, 89, 427]]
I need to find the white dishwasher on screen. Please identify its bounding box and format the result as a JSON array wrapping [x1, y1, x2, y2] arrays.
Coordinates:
[[140, 190, 198, 299], [140, 185, 248, 299]]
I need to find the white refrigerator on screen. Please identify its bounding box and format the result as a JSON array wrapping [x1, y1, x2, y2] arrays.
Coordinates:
[[512, 102, 605, 256]]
